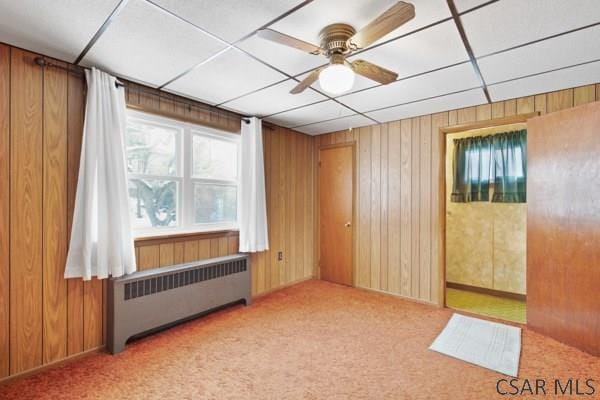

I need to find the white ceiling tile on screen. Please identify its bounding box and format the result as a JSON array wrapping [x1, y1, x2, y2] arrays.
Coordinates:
[[366, 88, 486, 122], [82, 0, 227, 86], [223, 79, 327, 116], [165, 48, 287, 105], [488, 60, 600, 102], [453, 0, 490, 13], [266, 100, 354, 128], [151, 0, 303, 43], [462, 0, 600, 56], [0, 0, 120, 62], [479, 25, 600, 85], [237, 35, 326, 77], [269, 0, 450, 49], [338, 62, 479, 112], [295, 114, 373, 136], [348, 20, 468, 79]]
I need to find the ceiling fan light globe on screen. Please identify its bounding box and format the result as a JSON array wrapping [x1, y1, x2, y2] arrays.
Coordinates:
[[319, 64, 355, 95]]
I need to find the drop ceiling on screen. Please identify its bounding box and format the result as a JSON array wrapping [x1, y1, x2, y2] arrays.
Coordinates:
[[0, 0, 598, 135]]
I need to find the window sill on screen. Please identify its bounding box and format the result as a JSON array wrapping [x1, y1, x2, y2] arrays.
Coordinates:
[[134, 229, 239, 247]]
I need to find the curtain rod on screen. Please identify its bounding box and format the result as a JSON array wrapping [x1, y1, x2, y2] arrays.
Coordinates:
[[33, 57, 256, 126]]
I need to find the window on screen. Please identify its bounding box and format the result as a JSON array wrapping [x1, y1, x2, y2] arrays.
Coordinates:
[[126, 110, 239, 236], [451, 129, 526, 203]]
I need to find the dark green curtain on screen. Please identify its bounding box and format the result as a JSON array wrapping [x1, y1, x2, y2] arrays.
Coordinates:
[[451, 129, 526, 203], [451, 135, 493, 202], [492, 130, 527, 202]]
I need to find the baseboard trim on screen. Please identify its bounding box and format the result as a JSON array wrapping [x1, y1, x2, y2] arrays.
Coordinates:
[[446, 282, 526, 301], [0, 346, 106, 386], [354, 285, 441, 307], [253, 276, 316, 299]]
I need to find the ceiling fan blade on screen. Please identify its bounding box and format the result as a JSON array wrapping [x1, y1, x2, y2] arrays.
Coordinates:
[[352, 60, 398, 84], [290, 68, 323, 94], [348, 1, 415, 50], [256, 29, 322, 54]]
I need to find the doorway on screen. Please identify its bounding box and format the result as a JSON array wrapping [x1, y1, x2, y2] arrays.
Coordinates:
[[319, 144, 354, 286], [441, 115, 536, 324]]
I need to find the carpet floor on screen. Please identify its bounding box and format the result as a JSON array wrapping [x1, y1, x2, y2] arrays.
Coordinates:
[[1, 280, 598, 399], [446, 288, 527, 324]]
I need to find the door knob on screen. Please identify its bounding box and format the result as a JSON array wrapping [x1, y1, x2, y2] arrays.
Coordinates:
[[344, 222, 352, 227]]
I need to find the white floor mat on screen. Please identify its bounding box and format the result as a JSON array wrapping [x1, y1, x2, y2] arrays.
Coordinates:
[[429, 313, 521, 376]]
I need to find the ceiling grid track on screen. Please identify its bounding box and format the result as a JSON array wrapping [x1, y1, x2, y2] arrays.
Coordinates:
[[59, 0, 599, 133], [217, 0, 500, 110], [289, 53, 600, 130], [154, 0, 316, 89], [139, 0, 376, 122], [74, 0, 131, 65], [447, 0, 492, 104]]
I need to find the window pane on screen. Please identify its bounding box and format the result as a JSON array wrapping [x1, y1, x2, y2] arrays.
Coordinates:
[[194, 183, 237, 224], [192, 135, 237, 180], [128, 179, 178, 229], [126, 119, 179, 176]]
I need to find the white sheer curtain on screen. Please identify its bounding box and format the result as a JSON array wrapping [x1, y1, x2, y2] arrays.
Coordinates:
[[238, 117, 269, 252], [65, 68, 136, 280]]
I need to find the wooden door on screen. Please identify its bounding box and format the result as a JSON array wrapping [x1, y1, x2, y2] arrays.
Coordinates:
[[319, 145, 353, 286], [527, 101, 600, 356]]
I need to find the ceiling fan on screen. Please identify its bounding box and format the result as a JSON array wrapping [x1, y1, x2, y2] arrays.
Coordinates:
[[256, 1, 415, 96]]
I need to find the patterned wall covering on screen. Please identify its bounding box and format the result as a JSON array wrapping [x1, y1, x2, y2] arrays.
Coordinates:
[[445, 124, 527, 294]]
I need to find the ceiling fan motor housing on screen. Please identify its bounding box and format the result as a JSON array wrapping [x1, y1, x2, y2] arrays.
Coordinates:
[[319, 23, 357, 57]]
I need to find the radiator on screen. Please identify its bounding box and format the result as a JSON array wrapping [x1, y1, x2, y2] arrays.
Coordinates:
[[107, 254, 251, 354]]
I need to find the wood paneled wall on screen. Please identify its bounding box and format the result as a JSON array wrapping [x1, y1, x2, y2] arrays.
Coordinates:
[[0, 43, 316, 380], [1, 46, 100, 378], [315, 83, 600, 305], [124, 81, 242, 133], [252, 126, 316, 295]]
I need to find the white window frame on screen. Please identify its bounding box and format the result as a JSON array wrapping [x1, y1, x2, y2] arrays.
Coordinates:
[[126, 109, 240, 238]]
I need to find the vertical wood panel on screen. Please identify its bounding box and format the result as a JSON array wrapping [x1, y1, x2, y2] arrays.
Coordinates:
[[10, 48, 44, 374], [410, 118, 420, 298], [419, 115, 431, 300], [399, 119, 412, 296], [42, 58, 68, 364], [83, 279, 102, 350], [66, 69, 84, 357], [228, 235, 238, 254], [173, 242, 184, 264], [387, 122, 401, 294], [0, 44, 9, 378], [504, 99, 517, 116], [270, 128, 281, 288], [476, 104, 491, 121], [370, 125, 381, 290], [380, 124, 389, 291], [198, 239, 211, 259], [573, 85, 596, 106], [358, 127, 371, 288], [138, 245, 160, 270], [286, 131, 296, 283], [516, 96, 535, 114], [295, 135, 305, 282], [547, 89, 574, 112], [159, 243, 174, 266], [534, 94, 547, 115], [218, 237, 228, 256], [491, 102, 504, 119]]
